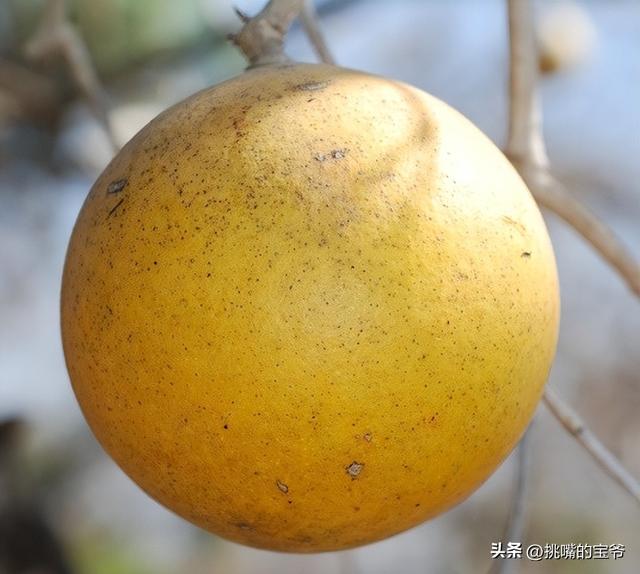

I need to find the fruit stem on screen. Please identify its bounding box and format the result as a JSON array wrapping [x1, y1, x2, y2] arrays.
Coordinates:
[[229, 0, 303, 69]]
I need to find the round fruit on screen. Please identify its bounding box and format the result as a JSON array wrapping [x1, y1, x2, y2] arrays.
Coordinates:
[[61, 63, 559, 552]]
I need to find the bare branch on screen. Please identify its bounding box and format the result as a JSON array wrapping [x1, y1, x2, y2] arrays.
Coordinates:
[[543, 388, 640, 504], [506, 0, 547, 168], [518, 165, 640, 297], [506, 0, 640, 516], [230, 0, 304, 68], [301, 0, 335, 64], [24, 0, 118, 151], [231, 0, 334, 68], [506, 0, 640, 298], [489, 429, 532, 574]]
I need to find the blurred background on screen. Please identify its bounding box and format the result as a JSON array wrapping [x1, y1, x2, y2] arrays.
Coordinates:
[[0, 0, 639, 572]]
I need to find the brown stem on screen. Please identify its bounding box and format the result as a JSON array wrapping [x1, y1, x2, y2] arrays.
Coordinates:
[[230, 0, 304, 68], [231, 0, 334, 69]]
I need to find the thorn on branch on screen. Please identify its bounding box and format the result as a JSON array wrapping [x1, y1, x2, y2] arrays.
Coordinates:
[[234, 6, 252, 23]]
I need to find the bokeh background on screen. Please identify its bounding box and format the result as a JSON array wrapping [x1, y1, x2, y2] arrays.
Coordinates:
[[1, 0, 639, 573]]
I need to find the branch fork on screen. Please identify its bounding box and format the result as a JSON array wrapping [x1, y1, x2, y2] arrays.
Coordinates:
[[230, 0, 334, 68]]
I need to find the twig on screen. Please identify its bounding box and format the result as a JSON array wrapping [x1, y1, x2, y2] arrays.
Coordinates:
[[505, 0, 547, 168], [24, 0, 119, 151], [490, 1, 639, 566], [231, 0, 335, 68], [505, 0, 640, 298], [489, 429, 532, 574], [506, 0, 640, 520], [230, 0, 304, 68], [543, 388, 640, 504], [301, 0, 335, 64], [501, 10, 544, 569], [519, 165, 640, 297]]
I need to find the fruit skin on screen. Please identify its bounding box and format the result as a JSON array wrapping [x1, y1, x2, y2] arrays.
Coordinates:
[[61, 63, 559, 552]]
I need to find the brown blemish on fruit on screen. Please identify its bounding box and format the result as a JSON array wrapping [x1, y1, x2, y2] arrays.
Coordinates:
[[346, 461, 364, 479], [294, 80, 329, 92], [276, 479, 289, 494], [521, 251, 532, 258], [363, 432, 372, 442], [502, 215, 527, 235], [107, 179, 127, 194], [315, 149, 347, 162], [107, 198, 124, 218]]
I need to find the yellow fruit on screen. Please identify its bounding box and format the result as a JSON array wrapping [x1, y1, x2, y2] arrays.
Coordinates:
[[61, 63, 559, 552]]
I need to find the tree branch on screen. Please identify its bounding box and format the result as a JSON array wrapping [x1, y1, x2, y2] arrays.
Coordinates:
[[24, 0, 119, 152], [506, 0, 547, 168], [231, 0, 334, 68], [506, 0, 640, 517], [519, 165, 640, 297], [505, 0, 640, 298], [230, 0, 304, 68], [543, 388, 640, 504], [301, 0, 335, 64]]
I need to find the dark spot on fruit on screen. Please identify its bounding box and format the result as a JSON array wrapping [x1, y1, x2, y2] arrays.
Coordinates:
[[314, 148, 348, 162], [521, 251, 532, 258], [346, 461, 364, 479], [294, 80, 329, 92], [107, 179, 127, 194]]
